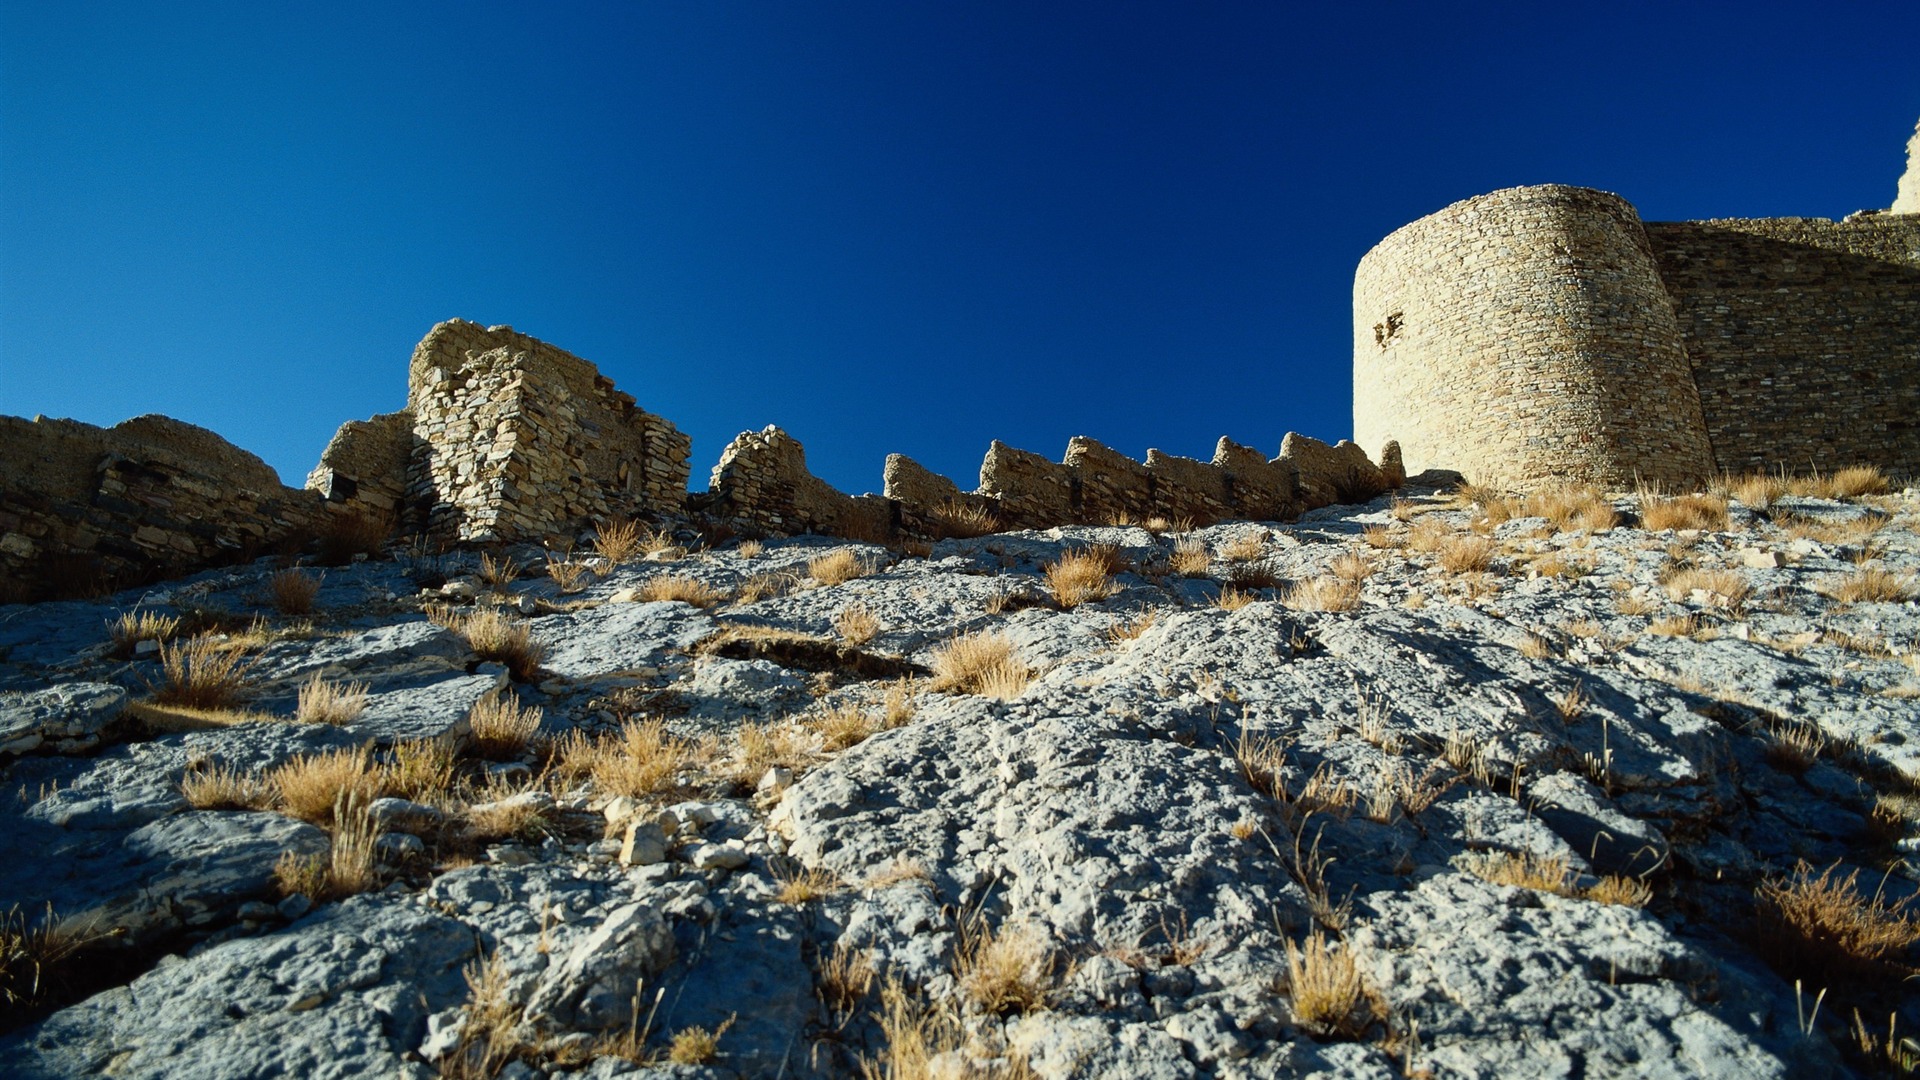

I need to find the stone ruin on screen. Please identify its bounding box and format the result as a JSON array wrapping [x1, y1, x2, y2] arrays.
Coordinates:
[[0, 318, 1399, 599]]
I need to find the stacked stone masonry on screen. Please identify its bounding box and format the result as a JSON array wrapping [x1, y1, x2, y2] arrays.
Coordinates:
[[0, 415, 325, 600], [1356, 124, 1920, 489]]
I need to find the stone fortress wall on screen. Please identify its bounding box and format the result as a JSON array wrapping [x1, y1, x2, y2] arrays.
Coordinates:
[[1, 319, 1398, 598], [1354, 118, 1920, 488]]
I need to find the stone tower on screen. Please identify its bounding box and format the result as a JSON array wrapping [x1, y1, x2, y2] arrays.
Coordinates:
[[1894, 118, 1920, 214], [1352, 184, 1715, 490]]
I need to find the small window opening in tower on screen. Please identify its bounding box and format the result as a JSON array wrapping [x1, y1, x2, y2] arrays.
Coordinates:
[[1374, 312, 1403, 349]]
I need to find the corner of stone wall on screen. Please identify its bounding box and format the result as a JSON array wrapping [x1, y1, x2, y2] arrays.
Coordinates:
[[306, 410, 414, 529], [1279, 433, 1388, 509]]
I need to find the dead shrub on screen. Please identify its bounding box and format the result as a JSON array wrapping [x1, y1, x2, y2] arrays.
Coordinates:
[[150, 636, 256, 709], [1, 905, 108, 1012], [478, 553, 520, 588], [316, 510, 392, 565], [109, 609, 180, 657], [1640, 493, 1730, 532], [295, 674, 369, 725], [809, 549, 871, 586], [1526, 485, 1618, 532], [928, 631, 1031, 699], [1663, 567, 1751, 610], [1586, 875, 1653, 907], [563, 718, 696, 800], [468, 691, 543, 760], [545, 559, 591, 594], [1220, 533, 1268, 561], [1044, 549, 1117, 608], [386, 738, 458, 801], [1755, 861, 1920, 983], [1216, 586, 1255, 611], [1467, 850, 1577, 896], [1818, 568, 1918, 604], [636, 574, 725, 607], [264, 569, 322, 615], [812, 702, 881, 751]]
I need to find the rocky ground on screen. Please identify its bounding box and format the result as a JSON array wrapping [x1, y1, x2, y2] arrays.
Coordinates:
[[1, 476, 1917, 1079]]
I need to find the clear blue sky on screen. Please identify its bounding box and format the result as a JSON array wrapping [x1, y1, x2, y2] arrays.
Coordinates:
[[3, 3, 1917, 494]]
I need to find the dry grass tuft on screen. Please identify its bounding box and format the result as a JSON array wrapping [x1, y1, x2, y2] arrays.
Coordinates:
[[1517, 634, 1554, 660], [735, 538, 765, 559], [593, 518, 645, 565], [667, 1016, 735, 1065], [1756, 861, 1920, 982], [1553, 681, 1588, 722], [1329, 552, 1373, 583], [834, 603, 882, 646], [1169, 537, 1211, 577], [928, 631, 1031, 699], [1106, 611, 1157, 644], [811, 702, 881, 751], [180, 762, 270, 810], [1640, 493, 1730, 532], [1765, 721, 1826, 776], [477, 553, 520, 589], [1283, 576, 1360, 613], [0, 904, 106, 1012], [1663, 567, 1751, 610], [1818, 567, 1918, 605], [545, 559, 592, 594], [265, 569, 322, 615], [636, 574, 726, 607], [151, 636, 256, 709], [861, 857, 932, 891], [295, 674, 368, 726], [957, 920, 1058, 1016], [774, 863, 841, 905], [1527, 485, 1618, 532], [271, 746, 385, 826], [1725, 472, 1789, 511], [1406, 515, 1456, 553], [1361, 524, 1402, 550], [109, 609, 180, 655], [1433, 534, 1497, 575], [1586, 875, 1653, 907], [1468, 850, 1577, 896], [1648, 613, 1699, 637], [1284, 931, 1377, 1038], [558, 718, 698, 801], [1220, 533, 1268, 562], [809, 549, 872, 586], [930, 500, 1002, 539], [387, 738, 458, 801], [468, 691, 544, 760], [734, 571, 797, 604], [727, 720, 813, 789], [274, 791, 381, 901], [1216, 586, 1255, 612], [1044, 549, 1118, 608], [451, 608, 546, 680], [1792, 465, 1891, 500]]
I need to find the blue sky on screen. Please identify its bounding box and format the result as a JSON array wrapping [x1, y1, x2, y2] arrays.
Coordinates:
[[3, 3, 1917, 494]]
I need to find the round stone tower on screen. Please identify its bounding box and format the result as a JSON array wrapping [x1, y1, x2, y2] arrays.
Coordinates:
[[1352, 184, 1714, 490]]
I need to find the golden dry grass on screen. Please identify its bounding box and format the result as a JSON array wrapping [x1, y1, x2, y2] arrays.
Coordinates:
[[1433, 534, 1497, 575], [452, 608, 546, 680], [1756, 861, 1920, 982], [1765, 721, 1826, 776], [271, 746, 385, 826], [1216, 586, 1255, 612], [667, 1017, 735, 1065], [809, 549, 871, 586], [1468, 850, 1577, 896], [265, 569, 322, 615], [150, 635, 256, 709], [1724, 472, 1789, 510], [1648, 613, 1699, 637], [636, 574, 726, 607], [811, 701, 881, 751], [477, 553, 520, 588], [1640, 493, 1730, 532], [0, 904, 106, 1011], [1517, 633, 1554, 660], [1586, 875, 1653, 907], [593, 518, 645, 565], [957, 920, 1057, 1016], [386, 738, 458, 801], [180, 762, 270, 810], [1526, 485, 1618, 532], [273, 791, 382, 901], [861, 857, 932, 890], [1553, 681, 1587, 722], [1220, 533, 1267, 561], [1329, 552, 1373, 582], [930, 499, 1002, 539], [735, 571, 798, 604], [1283, 576, 1360, 612], [735, 539, 765, 559], [1361, 524, 1402, 550], [109, 609, 180, 655], [927, 631, 1031, 699], [1044, 549, 1118, 608], [727, 720, 812, 789], [1664, 567, 1751, 610], [545, 559, 592, 594], [294, 675, 368, 726], [834, 603, 882, 646], [1284, 931, 1376, 1038], [1169, 537, 1211, 577], [1106, 611, 1157, 644], [774, 863, 841, 905], [1406, 515, 1456, 553], [1818, 568, 1918, 604], [560, 718, 698, 800], [468, 692, 543, 759], [1792, 465, 1891, 500]]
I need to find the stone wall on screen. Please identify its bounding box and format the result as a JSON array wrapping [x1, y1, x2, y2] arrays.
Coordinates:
[[703, 426, 893, 540], [1644, 216, 1920, 476], [317, 320, 694, 545], [0, 415, 325, 600], [1353, 185, 1716, 491], [1895, 119, 1920, 215]]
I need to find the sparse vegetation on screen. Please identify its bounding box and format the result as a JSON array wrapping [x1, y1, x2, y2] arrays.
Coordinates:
[[1, 905, 105, 1012], [271, 745, 385, 825], [1663, 567, 1751, 610], [1283, 576, 1360, 612], [927, 631, 1031, 699], [180, 761, 270, 810], [593, 518, 646, 565], [557, 718, 698, 801], [295, 674, 369, 726], [1216, 586, 1255, 611], [668, 1016, 735, 1065], [930, 500, 1001, 539], [1433, 534, 1497, 575], [109, 609, 180, 656], [809, 549, 871, 586], [1106, 610, 1157, 644], [1640, 492, 1730, 532], [1587, 875, 1653, 907], [834, 603, 882, 645], [150, 635, 256, 709], [265, 569, 322, 615], [450, 608, 546, 680], [1044, 548, 1118, 608], [1818, 567, 1917, 604], [636, 574, 726, 607], [957, 919, 1057, 1016], [1220, 532, 1267, 561], [1284, 931, 1377, 1038], [735, 539, 765, 559], [468, 691, 543, 759], [1169, 537, 1211, 577], [1755, 861, 1920, 983], [545, 559, 591, 594], [478, 553, 520, 588]]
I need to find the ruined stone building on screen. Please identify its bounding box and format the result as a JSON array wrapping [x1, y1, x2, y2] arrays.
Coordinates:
[[1354, 118, 1920, 489]]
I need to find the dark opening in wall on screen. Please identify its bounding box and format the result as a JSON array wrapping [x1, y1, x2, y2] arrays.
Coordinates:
[[1374, 312, 1403, 348]]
